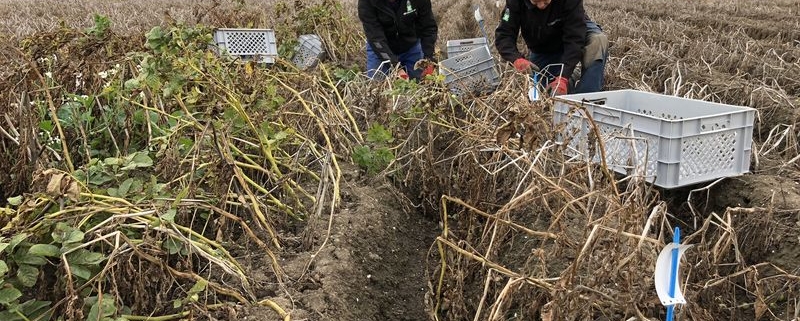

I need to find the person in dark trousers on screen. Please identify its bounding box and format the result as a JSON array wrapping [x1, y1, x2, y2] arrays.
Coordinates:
[[495, 0, 608, 95], [358, 0, 438, 81]]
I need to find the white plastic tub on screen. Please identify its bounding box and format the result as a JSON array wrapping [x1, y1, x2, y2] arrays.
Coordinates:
[[553, 90, 756, 188]]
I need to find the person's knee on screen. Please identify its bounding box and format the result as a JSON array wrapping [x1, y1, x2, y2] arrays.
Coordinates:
[[583, 32, 609, 67]]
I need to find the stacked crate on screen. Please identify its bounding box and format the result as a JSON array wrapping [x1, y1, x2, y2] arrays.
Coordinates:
[[440, 37, 500, 95]]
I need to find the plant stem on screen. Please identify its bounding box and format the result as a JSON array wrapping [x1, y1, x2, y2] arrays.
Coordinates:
[[122, 311, 190, 320]]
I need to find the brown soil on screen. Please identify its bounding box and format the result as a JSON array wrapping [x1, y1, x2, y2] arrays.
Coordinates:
[[301, 184, 435, 320], [708, 174, 800, 270], [235, 164, 438, 321]]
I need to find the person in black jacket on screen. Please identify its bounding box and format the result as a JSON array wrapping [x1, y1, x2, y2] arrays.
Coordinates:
[[495, 0, 608, 95], [358, 0, 438, 80]]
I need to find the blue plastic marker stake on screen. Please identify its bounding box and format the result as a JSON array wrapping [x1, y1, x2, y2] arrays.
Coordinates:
[[528, 73, 540, 101], [666, 227, 681, 321]]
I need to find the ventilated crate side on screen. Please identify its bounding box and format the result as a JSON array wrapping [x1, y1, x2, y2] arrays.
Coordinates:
[[553, 90, 755, 188], [213, 28, 278, 64], [445, 64, 500, 95], [446, 37, 488, 58], [440, 46, 500, 95], [292, 34, 326, 69]]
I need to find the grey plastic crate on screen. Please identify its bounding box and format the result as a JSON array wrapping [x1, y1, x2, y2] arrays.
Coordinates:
[[213, 28, 278, 64], [440, 45, 500, 95], [553, 90, 756, 189], [446, 37, 488, 58], [292, 34, 326, 69]]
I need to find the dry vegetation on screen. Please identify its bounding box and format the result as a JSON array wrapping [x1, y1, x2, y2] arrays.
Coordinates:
[[0, 0, 798, 320]]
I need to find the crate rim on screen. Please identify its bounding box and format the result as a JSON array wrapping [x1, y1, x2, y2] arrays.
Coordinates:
[[554, 89, 757, 122], [446, 37, 488, 45]]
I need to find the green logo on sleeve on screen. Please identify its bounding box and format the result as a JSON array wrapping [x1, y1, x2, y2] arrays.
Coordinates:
[[502, 8, 510, 21]]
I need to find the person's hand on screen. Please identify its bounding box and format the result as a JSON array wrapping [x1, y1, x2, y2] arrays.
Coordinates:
[[414, 58, 437, 79], [548, 76, 569, 96], [513, 58, 537, 72], [421, 65, 436, 78], [397, 69, 409, 80]]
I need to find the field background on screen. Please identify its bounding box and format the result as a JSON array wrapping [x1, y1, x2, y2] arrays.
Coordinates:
[[0, 0, 798, 320]]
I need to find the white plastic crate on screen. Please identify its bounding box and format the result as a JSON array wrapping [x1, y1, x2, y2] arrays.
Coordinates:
[[440, 45, 500, 95], [213, 28, 278, 64], [292, 34, 326, 69], [446, 37, 488, 58], [553, 90, 756, 188]]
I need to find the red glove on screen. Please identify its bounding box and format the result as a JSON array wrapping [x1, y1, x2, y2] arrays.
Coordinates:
[[548, 76, 569, 96], [397, 69, 409, 80], [421, 65, 435, 78], [513, 58, 534, 72]]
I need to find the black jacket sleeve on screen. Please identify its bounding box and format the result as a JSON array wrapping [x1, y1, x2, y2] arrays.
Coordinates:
[[494, 0, 524, 63], [560, 0, 587, 78], [415, 0, 438, 60], [358, 0, 399, 65]]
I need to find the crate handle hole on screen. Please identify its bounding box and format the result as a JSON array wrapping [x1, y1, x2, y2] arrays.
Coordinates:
[[586, 98, 606, 105]]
